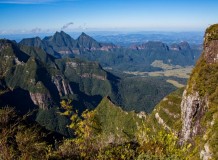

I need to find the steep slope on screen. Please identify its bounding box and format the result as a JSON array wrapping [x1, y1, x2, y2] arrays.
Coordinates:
[[0, 40, 118, 136], [94, 97, 144, 143], [118, 76, 176, 113], [145, 88, 183, 136], [19, 36, 44, 48], [77, 32, 101, 50], [180, 24, 218, 159], [143, 24, 218, 159], [1, 39, 175, 111], [20, 31, 77, 58]]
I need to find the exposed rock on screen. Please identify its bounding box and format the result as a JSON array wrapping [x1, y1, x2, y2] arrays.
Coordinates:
[[137, 111, 147, 119], [204, 40, 218, 64], [132, 41, 169, 51], [80, 73, 106, 80], [162, 108, 180, 119], [58, 50, 72, 54], [155, 113, 171, 131], [66, 61, 78, 68], [29, 92, 52, 110], [200, 143, 212, 160], [14, 57, 24, 65], [52, 75, 73, 97], [180, 90, 207, 142], [170, 43, 181, 51]]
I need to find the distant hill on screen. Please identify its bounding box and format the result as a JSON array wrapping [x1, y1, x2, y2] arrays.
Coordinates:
[[19, 31, 202, 72]]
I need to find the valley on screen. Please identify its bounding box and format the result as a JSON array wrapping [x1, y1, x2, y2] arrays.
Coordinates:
[[0, 0, 217, 159], [0, 23, 217, 160]]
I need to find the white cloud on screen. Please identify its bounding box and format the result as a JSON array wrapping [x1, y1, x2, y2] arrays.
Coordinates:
[[30, 27, 42, 33], [61, 22, 74, 30]]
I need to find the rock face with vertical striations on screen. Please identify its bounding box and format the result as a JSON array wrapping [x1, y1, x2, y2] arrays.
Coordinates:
[[181, 90, 207, 141], [180, 24, 218, 159], [29, 92, 52, 110], [52, 75, 73, 97]]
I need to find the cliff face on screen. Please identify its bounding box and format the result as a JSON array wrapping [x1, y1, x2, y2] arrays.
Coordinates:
[[52, 75, 73, 97], [181, 90, 207, 141], [180, 24, 218, 159], [204, 40, 218, 63], [29, 92, 52, 110]]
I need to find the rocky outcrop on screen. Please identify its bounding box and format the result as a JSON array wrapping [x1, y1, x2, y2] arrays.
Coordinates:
[[52, 75, 73, 97], [29, 92, 52, 110], [204, 40, 218, 64], [204, 24, 218, 64], [180, 90, 207, 142], [155, 113, 171, 131], [180, 24, 218, 159], [200, 143, 212, 160], [80, 73, 106, 81]]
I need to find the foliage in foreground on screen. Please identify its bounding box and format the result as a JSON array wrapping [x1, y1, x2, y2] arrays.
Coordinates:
[[0, 101, 191, 160], [54, 99, 190, 160], [0, 107, 52, 160]]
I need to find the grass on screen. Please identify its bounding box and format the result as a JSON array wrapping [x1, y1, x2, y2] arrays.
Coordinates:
[[148, 67, 193, 78], [205, 24, 218, 45], [94, 97, 145, 142], [124, 66, 193, 79], [166, 79, 185, 88], [147, 88, 184, 133], [151, 60, 183, 70]]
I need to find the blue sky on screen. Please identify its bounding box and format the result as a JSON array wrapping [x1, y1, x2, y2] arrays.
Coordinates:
[[0, 0, 218, 34]]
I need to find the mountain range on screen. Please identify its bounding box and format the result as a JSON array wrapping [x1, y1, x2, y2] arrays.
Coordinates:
[[19, 31, 202, 71]]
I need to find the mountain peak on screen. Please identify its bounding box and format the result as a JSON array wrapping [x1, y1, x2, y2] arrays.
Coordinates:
[[77, 32, 101, 49], [49, 31, 75, 44], [81, 32, 87, 36], [78, 32, 92, 40], [54, 31, 70, 37], [178, 41, 190, 50]]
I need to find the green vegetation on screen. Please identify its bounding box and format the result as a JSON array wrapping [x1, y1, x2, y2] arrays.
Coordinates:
[[166, 79, 185, 88], [187, 57, 218, 99], [185, 57, 218, 159], [0, 107, 52, 160], [0, 25, 217, 160], [183, 24, 218, 159], [36, 108, 73, 137], [19, 31, 202, 72], [0, 39, 178, 137], [94, 97, 143, 141], [146, 88, 184, 134], [118, 76, 176, 112], [51, 98, 190, 159], [205, 24, 218, 45]]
